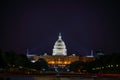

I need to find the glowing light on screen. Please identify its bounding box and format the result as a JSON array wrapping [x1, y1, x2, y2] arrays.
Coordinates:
[[92, 68, 95, 70], [102, 67, 104, 69], [64, 61, 67, 64], [111, 65, 113, 67], [116, 64, 119, 67], [108, 65, 110, 67], [31, 60, 36, 63], [49, 61, 55, 64]]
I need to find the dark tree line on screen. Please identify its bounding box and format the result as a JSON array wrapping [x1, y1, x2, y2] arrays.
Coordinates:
[[0, 50, 31, 68], [0, 49, 120, 74], [0, 50, 49, 73], [69, 53, 120, 73]]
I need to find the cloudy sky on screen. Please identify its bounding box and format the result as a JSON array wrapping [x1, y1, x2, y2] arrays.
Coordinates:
[[0, 0, 120, 55]]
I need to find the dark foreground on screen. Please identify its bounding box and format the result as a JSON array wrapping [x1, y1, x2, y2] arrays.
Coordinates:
[[0, 76, 120, 80], [0, 73, 120, 80], [0, 77, 120, 80]]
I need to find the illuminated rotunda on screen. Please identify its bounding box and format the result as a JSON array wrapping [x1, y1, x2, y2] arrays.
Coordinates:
[[52, 33, 67, 56]]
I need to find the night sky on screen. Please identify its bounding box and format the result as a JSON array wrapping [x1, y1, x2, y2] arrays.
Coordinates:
[[0, 0, 120, 55]]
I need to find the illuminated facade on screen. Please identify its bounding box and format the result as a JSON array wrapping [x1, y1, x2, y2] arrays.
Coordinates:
[[27, 33, 95, 67], [29, 55, 95, 67]]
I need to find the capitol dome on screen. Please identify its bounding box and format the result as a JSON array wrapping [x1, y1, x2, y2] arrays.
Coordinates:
[[52, 33, 67, 56]]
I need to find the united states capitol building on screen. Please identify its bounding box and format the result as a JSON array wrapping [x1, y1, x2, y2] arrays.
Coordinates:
[[27, 33, 95, 67]]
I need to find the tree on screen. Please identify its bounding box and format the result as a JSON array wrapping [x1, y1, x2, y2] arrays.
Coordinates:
[[69, 61, 84, 72], [34, 58, 49, 71], [0, 51, 7, 68], [1, 50, 17, 67], [14, 54, 32, 68]]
